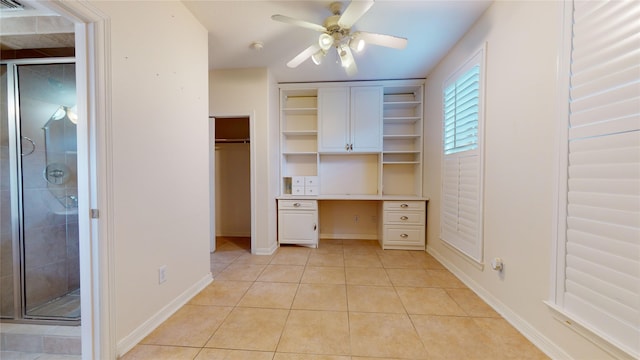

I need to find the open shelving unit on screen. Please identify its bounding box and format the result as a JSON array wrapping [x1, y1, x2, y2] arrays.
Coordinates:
[[280, 88, 319, 195], [381, 85, 423, 196]]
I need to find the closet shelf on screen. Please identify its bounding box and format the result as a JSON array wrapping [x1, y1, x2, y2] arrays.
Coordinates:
[[383, 116, 421, 123], [383, 134, 421, 140], [282, 107, 317, 115]]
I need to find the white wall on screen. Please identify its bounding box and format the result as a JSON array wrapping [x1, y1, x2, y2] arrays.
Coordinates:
[[424, 1, 614, 359], [89, 1, 211, 354], [209, 68, 278, 254]]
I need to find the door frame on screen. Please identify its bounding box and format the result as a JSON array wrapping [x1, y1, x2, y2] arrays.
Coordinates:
[[24, 1, 115, 358], [209, 114, 257, 253]]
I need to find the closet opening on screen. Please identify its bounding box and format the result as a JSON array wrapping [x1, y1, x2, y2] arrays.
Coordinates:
[[212, 116, 252, 255]]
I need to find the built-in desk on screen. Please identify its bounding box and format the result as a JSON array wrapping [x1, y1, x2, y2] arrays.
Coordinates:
[[277, 196, 429, 250]]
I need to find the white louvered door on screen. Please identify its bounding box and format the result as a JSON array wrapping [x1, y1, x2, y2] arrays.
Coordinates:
[[558, 0, 640, 356]]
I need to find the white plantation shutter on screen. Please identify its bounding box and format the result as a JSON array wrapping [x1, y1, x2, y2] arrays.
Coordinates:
[[557, 0, 640, 356], [441, 48, 484, 262]]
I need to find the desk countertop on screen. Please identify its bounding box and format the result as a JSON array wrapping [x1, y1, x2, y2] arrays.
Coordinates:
[[277, 195, 430, 201]]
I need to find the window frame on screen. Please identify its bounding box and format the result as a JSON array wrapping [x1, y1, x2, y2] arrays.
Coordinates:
[[440, 45, 486, 264]]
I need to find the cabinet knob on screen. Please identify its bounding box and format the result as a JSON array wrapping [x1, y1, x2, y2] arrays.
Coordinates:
[[400, 216, 408, 220], [293, 202, 301, 207], [349, 144, 353, 151], [313, 223, 317, 231], [345, 144, 350, 151], [400, 233, 409, 238], [400, 203, 408, 208]]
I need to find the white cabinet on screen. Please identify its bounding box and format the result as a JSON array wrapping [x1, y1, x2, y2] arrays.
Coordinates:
[[318, 86, 382, 153], [278, 200, 318, 248], [379, 201, 425, 250]]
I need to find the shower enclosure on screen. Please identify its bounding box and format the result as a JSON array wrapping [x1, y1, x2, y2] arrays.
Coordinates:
[[1, 59, 79, 323]]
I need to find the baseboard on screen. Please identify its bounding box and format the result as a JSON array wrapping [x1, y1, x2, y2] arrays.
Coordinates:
[[116, 272, 213, 357], [254, 240, 278, 255], [320, 233, 377, 240], [427, 245, 573, 360]]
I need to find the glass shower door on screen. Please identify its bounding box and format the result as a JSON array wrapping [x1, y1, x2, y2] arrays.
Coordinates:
[[2, 61, 80, 321]]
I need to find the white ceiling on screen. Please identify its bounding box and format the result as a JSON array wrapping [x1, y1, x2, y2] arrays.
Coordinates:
[[182, 0, 493, 83]]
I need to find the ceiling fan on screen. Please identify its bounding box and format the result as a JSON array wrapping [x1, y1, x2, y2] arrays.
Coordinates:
[[272, 0, 408, 76]]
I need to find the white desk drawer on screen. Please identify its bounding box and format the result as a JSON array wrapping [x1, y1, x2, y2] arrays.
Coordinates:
[[384, 226, 425, 245], [383, 211, 425, 225], [278, 199, 318, 210], [383, 201, 425, 211], [305, 176, 319, 187]]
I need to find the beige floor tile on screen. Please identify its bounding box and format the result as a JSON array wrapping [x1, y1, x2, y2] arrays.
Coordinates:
[[410, 251, 447, 270], [473, 318, 550, 359], [349, 312, 428, 359], [342, 244, 379, 255], [277, 310, 350, 355], [347, 285, 405, 313], [342, 239, 379, 247], [410, 314, 498, 359], [195, 348, 274, 360], [274, 354, 351, 360], [343, 253, 383, 268], [257, 265, 305, 283], [234, 253, 274, 265], [446, 288, 500, 317], [315, 240, 344, 254], [396, 287, 466, 315], [210, 262, 230, 277], [386, 268, 432, 287], [307, 252, 345, 267], [377, 250, 424, 268], [205, 307, 288, 352], [270, 248, 310, 265], [237, 282, 298, 309], [211, 249, 246, 264], [189, 281, 252, 306], [141, 305, 232, 347], [345, 267, 390, 286], [214, 263, 266, 281], [120, 344, 200, 359], [301, 266, 345, 284], [292, 283, 347, 311], [425, 270, 467, 288]]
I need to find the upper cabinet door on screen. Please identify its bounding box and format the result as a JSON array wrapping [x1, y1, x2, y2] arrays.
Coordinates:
[[318, 87, 350, 152], [350, 86, 383, 152]]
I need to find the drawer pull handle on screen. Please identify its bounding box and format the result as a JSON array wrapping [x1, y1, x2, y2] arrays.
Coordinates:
[[400, 233, 409, 238], [313, 223, 317, 231], [293, 202, 301, 207], [400, 203, 408, 208], [400, 216, 409, 220]]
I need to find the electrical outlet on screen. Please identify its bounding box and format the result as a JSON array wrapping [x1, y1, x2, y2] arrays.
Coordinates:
[[158, 265, 167, 284]]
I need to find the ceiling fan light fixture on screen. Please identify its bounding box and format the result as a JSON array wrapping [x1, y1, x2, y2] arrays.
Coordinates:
[[311, 49, 326, 65], [318, 33, 333, 51], [349, 37, 365, 53], [338, 44, 353, 68]]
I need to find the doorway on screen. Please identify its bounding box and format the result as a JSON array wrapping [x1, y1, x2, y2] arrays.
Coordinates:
[[213, 117, 252, 253]]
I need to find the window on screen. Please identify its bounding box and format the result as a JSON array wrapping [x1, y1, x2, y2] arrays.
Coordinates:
[[441, 47, 485, 263], [551, 1, 639, 358]]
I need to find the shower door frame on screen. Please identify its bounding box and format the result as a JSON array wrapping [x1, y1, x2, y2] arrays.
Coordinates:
[[3, 58, 79, 325]]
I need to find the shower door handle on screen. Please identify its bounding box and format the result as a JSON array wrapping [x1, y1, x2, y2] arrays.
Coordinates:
[[21, 136, 36, 156]]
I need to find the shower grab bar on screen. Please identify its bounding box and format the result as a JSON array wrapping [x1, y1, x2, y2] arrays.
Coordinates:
[[21, 136, 35, 156]]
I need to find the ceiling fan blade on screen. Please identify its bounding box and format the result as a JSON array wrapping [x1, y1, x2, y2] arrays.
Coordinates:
[[356, 31, 408, 49], [338, 0, 374, 29], [271, 14, 327, 32], [338, 45, 358, 76], [287, 44, 321, 68]]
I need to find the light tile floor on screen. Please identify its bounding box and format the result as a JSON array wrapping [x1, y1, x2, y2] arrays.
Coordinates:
[[121, 237, 549, 360]]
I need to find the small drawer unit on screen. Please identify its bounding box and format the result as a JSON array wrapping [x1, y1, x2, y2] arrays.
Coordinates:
[[278, 199, 318, 248], [379, 200, 426, 250]]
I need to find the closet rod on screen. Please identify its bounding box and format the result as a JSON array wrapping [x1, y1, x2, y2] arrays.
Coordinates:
[[215, 138, 250, 144]]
